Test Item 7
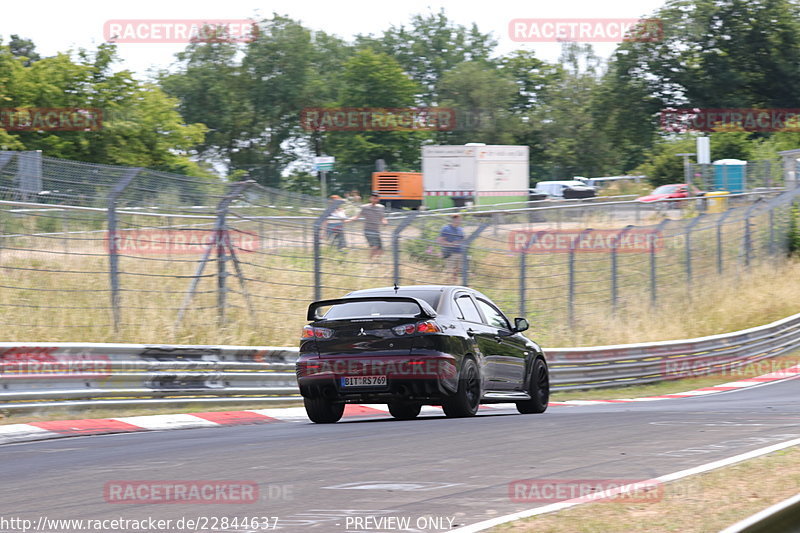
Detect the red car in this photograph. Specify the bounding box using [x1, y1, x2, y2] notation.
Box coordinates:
[636, 183, 704, 203]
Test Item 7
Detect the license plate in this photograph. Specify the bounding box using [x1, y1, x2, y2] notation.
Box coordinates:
[341, 375, 387, 387]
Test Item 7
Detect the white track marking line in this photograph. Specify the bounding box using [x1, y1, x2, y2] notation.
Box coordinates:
[0, 424, 55, 444]
[113, 414, 218, 430]
[451, 437, 800, 532]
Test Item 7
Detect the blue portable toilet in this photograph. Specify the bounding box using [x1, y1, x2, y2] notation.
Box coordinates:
[712, 159, 747, 193]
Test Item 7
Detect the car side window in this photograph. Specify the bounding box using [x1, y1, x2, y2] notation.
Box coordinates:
[476, 299, 511, 330]
[455, 295, 483, 323]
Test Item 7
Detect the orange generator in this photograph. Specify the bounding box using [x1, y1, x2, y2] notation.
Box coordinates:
[371, 172, 423, 209]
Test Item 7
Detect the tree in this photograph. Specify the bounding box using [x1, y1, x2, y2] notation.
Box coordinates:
[0, 40, 208, 173]
[635, 137, 697, 187]
[437, 61, 519, 145]
[593, 0, 800, 172]
[532, 44, 615, 179]
[357, 9, 497, 104]
[8, 35, 40, 66]
[323, 49, 428, 170]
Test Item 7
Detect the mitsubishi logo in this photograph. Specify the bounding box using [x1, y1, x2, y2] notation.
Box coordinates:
[357, 327, 367, 336]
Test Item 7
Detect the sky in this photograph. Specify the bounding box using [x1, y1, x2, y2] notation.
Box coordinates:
[4, 0, 669, 78]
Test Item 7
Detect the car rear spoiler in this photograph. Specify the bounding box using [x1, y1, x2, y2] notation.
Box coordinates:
[307, 296, 437, 321]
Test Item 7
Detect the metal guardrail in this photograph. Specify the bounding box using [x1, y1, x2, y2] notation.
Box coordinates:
[719, 493, 800, 533]
[1, 309, 799, 411]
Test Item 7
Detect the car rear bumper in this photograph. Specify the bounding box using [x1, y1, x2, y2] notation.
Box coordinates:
[296, 352, 458, 402]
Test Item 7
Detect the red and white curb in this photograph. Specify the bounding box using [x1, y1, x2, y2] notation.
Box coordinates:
[2, 365, 798, 446]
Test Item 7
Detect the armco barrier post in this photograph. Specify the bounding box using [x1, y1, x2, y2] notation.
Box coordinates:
[461, 222, 489, 286]
[392, 211, 419, 286]
[107, 167, 142, 333]
[611, 226, 634, 312]
[313, 200, 344, 301]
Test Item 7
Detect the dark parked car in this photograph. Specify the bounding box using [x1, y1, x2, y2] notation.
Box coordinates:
[296, 285, 549, 423]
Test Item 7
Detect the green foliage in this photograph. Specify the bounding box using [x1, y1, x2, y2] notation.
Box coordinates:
[788, 204, 800, 256]
[5, 4, 800, 191]
[635, 137, 697, 187]
[280, 171, 320, 196]
[0, 40, 208, 174]
[403, 218, 443, 268]
[356, 9, 497, 104]
[323, 49, 429, 169]
[436, 61, 518, 145]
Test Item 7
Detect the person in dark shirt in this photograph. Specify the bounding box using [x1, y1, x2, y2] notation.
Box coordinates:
[437, 214, 465, 281]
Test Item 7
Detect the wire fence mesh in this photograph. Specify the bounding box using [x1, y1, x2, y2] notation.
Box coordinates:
[0, 151, 797, 347]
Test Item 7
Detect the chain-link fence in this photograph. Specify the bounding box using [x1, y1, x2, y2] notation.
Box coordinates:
[0, 151, 796, 347]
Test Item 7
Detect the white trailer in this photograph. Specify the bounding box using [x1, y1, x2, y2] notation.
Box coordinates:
[421, 144, 529, 208]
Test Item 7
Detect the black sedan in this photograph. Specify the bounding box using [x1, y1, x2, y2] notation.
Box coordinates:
[296, 285, 549, 423]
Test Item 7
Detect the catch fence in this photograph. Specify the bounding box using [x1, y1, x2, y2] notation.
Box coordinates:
[0, 152, 796, 346]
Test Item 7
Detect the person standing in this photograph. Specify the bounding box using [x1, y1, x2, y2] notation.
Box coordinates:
[351, 192, 387, 259]
[437, 214, 465, 282]
[323, 195, 348, 250]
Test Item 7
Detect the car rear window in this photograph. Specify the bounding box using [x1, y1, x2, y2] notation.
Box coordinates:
[320, 301, 423, 320]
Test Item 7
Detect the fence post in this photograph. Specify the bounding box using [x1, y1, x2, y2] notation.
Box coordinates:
[769, 209, 775, 256]
[519, 251, 527, 318]
[743, 201, 761, 268]
[313, 200, 344, 301]
[685, 215, 704, 289]
[461, 222, 489, 286]
[569, 229, 592, 326]
[107, 167, 141, 333]
[392, 211, 419, 286]
[611, 226, 634, 312]
[650, 219, 669, 307]
[215, 181, 252, 326]
[716, 210, 733, 275]
[62, 209, 70, 255]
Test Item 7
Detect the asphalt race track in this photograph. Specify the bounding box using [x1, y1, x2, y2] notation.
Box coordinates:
[1, 377, 798, 532]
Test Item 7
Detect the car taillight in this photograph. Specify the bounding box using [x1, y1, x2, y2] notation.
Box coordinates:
[302, 326, 333, 340]
[416, 320, 442, 333]
[392, 321, 441, 335]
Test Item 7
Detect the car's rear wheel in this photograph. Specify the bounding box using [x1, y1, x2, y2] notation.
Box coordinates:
[388, 401, 422, 420]
[442, 358, 481, 418]
[304, 397, 345, 423]
[516, 358, 549, 414]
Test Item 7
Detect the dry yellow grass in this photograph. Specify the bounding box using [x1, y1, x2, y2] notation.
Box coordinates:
[493, 446, 800, 533]
[0, 206, 792, 349]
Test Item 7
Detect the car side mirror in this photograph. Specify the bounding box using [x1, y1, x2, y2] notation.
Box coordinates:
[513, 317, 529, 333]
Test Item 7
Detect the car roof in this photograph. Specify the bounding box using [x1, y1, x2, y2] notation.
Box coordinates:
[536, 180, 587, 186]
